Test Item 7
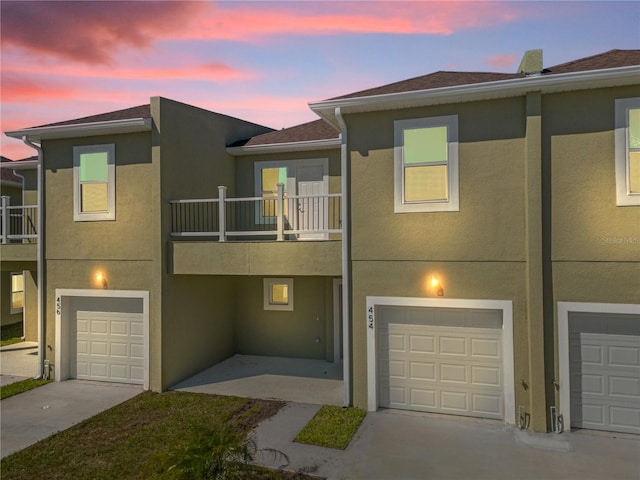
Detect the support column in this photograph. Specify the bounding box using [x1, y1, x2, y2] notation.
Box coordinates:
[524, 91, 548, 432]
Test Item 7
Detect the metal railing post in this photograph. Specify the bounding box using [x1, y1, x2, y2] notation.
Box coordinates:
[276, 183, 284, 241]
[1, 196, 8, 244]
[218, 186, 227, 242]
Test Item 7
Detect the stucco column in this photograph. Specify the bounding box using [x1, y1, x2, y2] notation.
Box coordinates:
[524, 91, 548, 431]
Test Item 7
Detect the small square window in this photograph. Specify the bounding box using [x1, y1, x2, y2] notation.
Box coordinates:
[264, 278, 294, 311]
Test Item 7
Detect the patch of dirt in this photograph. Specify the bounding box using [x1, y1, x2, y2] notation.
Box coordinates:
[230, 398, 286, 432]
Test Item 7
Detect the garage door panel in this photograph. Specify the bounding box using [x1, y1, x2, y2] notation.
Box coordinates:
[90, 319, 109, 335]
[110, 321, 129, 336]
[410, 362, 436, 380]
[130, 344, 145, 359]
[409, 335, 435, 354]
[471, 365, 501, 387]
[378, 307, 503, 420]
[440, 390, 468, 412]
[440, 364, 467, 383]
[608, 346, 640, 367]
[130, 322, 144, 337]
[91, 341, 109, 356]
[110, 342, 129, 358]
[471, 338, 500, 358]
[439, 336, 467, 356]
[472, 393, 502, 416]
[610, 406, 640, 430]
[609, 376, 640, 397]
[411, 389, 436, 408]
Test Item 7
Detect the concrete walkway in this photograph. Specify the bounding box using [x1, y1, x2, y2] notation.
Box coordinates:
[0, 341, 38, 385]
[254, 404, 640, 480]
[172, 355, 343, 406]
[1, 380, 141, 458]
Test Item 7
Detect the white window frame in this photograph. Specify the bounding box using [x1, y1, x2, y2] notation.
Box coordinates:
[73, 144, 116, 221]
[614, 97, 640, 206]
[394, 115, 459, 213]
[263, 278, 294, 311]
[10, 271, 24, 314]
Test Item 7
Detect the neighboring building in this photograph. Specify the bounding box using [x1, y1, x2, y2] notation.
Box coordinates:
[5, 49, 639, 435]
[0, 156, 38, 340]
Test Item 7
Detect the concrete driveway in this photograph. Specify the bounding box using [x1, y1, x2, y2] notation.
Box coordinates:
[1, 380, 141, 458]
[0, 341, 38, 385]
[171, 354, 344, 406]
[254, 404, 640, 480]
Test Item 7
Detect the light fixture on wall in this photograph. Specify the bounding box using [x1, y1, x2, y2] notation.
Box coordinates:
[95, 272, 108, 289]
[431, 276, 444, 296]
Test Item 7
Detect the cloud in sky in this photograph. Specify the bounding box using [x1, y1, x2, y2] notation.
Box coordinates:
[0, 1, 205, 64]
[2, 1, 522, 64]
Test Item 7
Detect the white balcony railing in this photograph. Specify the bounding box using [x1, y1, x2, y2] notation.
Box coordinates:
[0, 196, 38, 244]
[170, 184, 341, 241]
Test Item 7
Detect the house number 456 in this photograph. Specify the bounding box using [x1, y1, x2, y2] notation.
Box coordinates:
[368, 307, 374, 329]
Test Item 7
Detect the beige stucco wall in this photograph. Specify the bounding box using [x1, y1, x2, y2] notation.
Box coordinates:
[161, 275, 236, 388]
[546, 86, 640, 263]
[170, 240, 341, 276]
[348, 97, 527, 262]
[345, 97, 531, 412]
[235, 275, 337, 360]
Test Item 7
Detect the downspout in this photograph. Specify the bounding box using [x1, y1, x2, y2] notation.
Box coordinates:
[21, 136, 44, 380]
[335, 107, 351, 407]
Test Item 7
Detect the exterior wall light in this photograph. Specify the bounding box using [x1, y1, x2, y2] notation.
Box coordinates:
[431, 276, 444, 296]
[95, 272, 108, 289]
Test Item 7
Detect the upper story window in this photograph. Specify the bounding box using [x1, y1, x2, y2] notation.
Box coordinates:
[260, 166, 288, 219]
[394, 115, 459, 213]
[73, 144, 115, 221]
[615, 98, 640, 206]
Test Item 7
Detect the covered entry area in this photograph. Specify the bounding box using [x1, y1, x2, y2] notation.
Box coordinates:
[171, 354, 343, 406]
[55, 289, 149, 389]
[367, 297, 515, 425]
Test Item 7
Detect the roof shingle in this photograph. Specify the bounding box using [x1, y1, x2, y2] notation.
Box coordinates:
[233, 119, 339, 147]
[35, 104, 151, 128]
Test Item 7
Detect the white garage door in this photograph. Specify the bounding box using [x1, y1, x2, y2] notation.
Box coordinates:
[569, 312, 640, 434]
[378, 306, 504, 420]
[71, 310, 145, 384]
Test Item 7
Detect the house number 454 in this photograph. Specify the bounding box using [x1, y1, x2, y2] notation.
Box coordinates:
[368, 307, 374, 329]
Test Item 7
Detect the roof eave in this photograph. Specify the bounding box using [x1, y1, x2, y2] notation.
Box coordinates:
[5, 117, 153, 142]
[0, 159, 39, 170]
[227, 137, 340, 156]
[309, 65, 640, 127]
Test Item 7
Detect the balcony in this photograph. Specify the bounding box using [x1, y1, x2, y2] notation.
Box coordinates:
[0, 198, 38, 263]
[169, 186, 342, 276]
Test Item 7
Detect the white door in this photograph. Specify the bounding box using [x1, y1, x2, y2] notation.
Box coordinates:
[72, 310, 145, 384]
[569, 312, 640, 434]
[378, 306, 504, 419]
[295, 164, 326, 240]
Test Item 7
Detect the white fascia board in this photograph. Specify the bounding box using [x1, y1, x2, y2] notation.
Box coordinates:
[310, 66, 640, 127]
[5, 118, 152, 142]
[227, 137, 340, 156]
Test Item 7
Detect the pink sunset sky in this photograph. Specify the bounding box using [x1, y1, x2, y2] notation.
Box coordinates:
[1, 0, 638, 159]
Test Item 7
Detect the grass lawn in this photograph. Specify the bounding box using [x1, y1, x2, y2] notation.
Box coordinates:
[0, 391, 313, 480]
[1, 321, 24, 347]
[0, 378, 51, 400]
[295, 405, 366, 450]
